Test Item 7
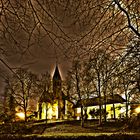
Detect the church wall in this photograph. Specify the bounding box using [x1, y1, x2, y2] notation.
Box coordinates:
[37, 101, 59, 120]
[45, 101, 59, 120]
[51, 101, 58, 119]
[47, 103, 53, 119]
[41, 102, 47, 119]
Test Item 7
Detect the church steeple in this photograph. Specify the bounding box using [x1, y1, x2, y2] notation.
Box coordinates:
[53, 65, 61, 80]
[53, 65, 62, 98]
[53, 65, 65, 119]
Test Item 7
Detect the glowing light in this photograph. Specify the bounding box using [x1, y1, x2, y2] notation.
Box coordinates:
[135, 106, 140, 114]
[16, 112, 25, 120]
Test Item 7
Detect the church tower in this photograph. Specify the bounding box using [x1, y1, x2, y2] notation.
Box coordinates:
[53, 65, 62, 98]
[37, 65, 67, 120]
[53, 65, 65, 119]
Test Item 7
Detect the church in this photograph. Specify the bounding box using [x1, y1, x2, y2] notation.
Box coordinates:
[36, 66, 129, 121]
[35, 65, 130, 121]
[37, 65, 73, 120]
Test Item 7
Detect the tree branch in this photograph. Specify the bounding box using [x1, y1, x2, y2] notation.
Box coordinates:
[114, 0, 140, 37]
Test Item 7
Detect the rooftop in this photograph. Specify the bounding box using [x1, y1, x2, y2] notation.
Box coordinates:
[74, 94, 126, 108]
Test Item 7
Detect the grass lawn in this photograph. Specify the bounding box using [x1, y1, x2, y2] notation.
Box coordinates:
[0, 120, 140, 139]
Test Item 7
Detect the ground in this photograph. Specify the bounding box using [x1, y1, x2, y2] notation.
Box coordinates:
[0, 120, 140, 139]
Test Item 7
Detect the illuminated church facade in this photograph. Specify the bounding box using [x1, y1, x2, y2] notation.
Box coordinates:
[37, 66, 73, 120]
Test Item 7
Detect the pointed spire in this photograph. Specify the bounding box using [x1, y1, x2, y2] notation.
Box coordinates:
[53, 65, 61, 80]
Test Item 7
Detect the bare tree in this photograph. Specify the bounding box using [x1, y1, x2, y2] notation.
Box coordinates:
[0, 0, 139, 63]
[108, 76, 118, 120]
[66, 59, 86, 127]
[85, 49, 113, 125]
[117, 39, 140, 118]
[114, 0, 140, 37]
[5, 68, 38, 122]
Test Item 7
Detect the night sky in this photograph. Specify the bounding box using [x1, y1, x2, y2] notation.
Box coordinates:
[0, 42, 71, 89]
[4, 45, 70, 78]
[0, 0, 83, 84]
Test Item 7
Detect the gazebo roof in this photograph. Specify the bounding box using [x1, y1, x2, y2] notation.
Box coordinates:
[73, 94, 126, 108]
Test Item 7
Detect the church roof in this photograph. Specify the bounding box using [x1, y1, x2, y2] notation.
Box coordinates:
[73, 94, 126, 108]
[39, 91, 52, 103]
[53, 65, 61, 80]
[39, 90, 68, 103]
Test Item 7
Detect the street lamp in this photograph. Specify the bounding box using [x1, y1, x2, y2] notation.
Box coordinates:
[16, 112, 25, 120]
[135, 106, 140, 114]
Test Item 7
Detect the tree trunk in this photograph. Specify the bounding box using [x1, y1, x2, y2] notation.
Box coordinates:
[75, 66, 84, 127]
[125, 94, 129, 119]
[111, 92, 116, 120]
[24, 98, 28, 122]
[112, 103, 116, 120]
[125, 101, 129, 119]
[99, 104, 102, 125]
[103, 93, 107, 122]
[24, 108, 27, 122]
[38, 103, 42, 119]
[98, 73, 102, 125]
[45, 102, 48, 123]
[80, 106, 84, 127]
[104, 103, 107, 122]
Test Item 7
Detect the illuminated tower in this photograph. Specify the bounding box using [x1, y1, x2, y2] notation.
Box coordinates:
[53, 65, 65, 119]
[53, 65, 62, 98]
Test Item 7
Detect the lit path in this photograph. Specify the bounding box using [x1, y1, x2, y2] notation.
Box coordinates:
[29, 120, 140, 138]
[31, 119, 66, 125]
[41, 132, 138, 136]
[41, 123, 140, 137]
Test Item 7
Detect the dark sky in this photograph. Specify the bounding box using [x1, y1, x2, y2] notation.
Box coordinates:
[0, 0, 103, 85]
[0, 0, 80, 95]
[0, 54, 71, 100]
[0, 0, 136, 96]
[0, 41, 72, 95]
[3, 45, 71, 79]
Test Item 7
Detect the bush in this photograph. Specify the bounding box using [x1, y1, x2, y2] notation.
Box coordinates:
[89, 108, 108, 119]
[0, 122, 32, 134]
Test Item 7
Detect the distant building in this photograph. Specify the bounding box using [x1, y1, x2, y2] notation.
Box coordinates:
[73, 94, 127, 120]
[37, 65, 73, 120]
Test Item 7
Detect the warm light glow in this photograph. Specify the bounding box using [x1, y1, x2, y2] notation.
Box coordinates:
[16, 112, 25, 120]
[135, 106, 140, 114]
